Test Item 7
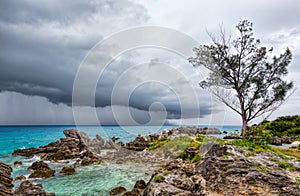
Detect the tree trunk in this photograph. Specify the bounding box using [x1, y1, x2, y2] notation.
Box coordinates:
[241, 117, 247, 138]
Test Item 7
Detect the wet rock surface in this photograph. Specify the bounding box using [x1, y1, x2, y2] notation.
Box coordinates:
[28, 161, 55, 179]
[109, 186, 127, 195]
[0, 161, 13, 196]
[60, 165, 75, 175]
[14, 180, 55, 196]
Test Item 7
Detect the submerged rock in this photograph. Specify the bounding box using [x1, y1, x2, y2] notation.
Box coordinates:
[0, 161, 13, 196]
[14, 180, 55, 196]
[28, 161, 55, 179]
[109, 186, 127, 195]
[60, 165, 75, 175]
[13, 161, 23, 167]
[14, 175, 26, 181]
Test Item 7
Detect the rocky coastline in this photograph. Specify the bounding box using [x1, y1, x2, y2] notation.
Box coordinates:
[1, 127, 299, 195]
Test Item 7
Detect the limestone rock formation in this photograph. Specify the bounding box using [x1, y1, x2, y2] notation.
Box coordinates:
[0, 161, 13, 196]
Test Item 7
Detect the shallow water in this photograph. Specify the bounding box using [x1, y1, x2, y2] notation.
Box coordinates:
[0, 125, 241, 195]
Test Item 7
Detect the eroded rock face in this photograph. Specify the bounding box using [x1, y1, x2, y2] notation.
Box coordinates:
[196, 142, 300, 196]
[14, 180, 55, 196]
[0, 161, 13, 196]
[28, 161, 55, 179]
[13, 129, 102, 165]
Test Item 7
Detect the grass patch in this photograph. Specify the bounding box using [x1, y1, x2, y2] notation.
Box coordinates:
[162, 170, 171, 176]
[277, 161, 293, 169]
[221, 154, 228, 159]
[270, 147, 300, 160]
[148, 137, 170, 150]
[230, 139, 270, 153]
[154, 175, 165, 183]
[270, 157, 278, 162]
[191, 154, 202, 163]
[256, 165, 268, 173]
[221, 166, 227, 171]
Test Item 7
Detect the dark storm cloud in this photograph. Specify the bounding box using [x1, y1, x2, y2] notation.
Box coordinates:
[0, 0, 148, 106]
[0, 0, 214, 124]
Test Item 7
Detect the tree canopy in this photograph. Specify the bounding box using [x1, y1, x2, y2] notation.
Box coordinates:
[189, 20, 294, 136]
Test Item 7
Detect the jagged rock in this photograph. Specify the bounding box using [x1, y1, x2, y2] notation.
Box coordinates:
[13, 130, 102, 166]
[223, 133, 242, 139]
[125, 136, 151, 151]
[0, 161, 13, 196]
[14, 180, 55, 196]
[195, 143, 300, 195]
[60, 166, 75, 175]
[13, 161, 23, 167]
[14, 175, 26, 181]
[28, 161, 55, 179]
[109, 186, 127, 195]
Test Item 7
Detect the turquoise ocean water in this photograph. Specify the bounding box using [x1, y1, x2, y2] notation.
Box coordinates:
[0, 125, 241, 195]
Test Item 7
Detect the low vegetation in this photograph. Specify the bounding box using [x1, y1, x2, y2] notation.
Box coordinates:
[148, 137, 170, 150]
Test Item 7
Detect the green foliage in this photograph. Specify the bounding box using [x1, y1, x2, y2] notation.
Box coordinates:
[191, 154, 202, 163]
[221, 166, 227, 171]
[154, 175, 165, 183]
[256, 165, 268, 173]
[221, 154, 228, 159]
[230, 139, 270, 153]
[148, 137, 170, 150]
[189, 20, 294, 136]
[277, 161, 293, 169]
[260, 115, 300, 137]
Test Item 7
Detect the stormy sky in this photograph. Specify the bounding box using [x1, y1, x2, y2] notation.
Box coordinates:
[0, 0, 299, 125]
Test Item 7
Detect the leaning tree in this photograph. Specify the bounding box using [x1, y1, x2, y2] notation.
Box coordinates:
[189, 20, 294, 137]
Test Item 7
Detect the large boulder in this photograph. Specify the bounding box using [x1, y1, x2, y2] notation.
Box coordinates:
[28, 161, 55, 179]
[14, 180, 55, 196]
[0, 161, 13, 196]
